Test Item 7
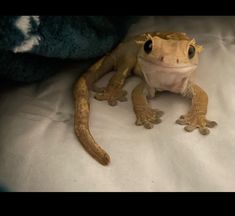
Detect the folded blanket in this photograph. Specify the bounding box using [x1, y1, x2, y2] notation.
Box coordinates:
[0, 16, 139, 83]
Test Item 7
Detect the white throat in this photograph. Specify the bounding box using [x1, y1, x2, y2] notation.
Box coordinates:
[139, 58, 197, 94]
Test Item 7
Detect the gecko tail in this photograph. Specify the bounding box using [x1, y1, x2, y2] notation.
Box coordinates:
[74, 76, 111, 165]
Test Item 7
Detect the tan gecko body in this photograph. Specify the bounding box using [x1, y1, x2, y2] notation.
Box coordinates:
[74, 32, 217, 165]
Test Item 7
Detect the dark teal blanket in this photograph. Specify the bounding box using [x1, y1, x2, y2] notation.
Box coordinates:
[0, 16, 139, 83]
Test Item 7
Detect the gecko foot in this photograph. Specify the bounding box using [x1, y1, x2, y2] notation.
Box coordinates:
[176, 112, 217, 135]
[94, 87, 127, 106]
[135, 106, 164, 129]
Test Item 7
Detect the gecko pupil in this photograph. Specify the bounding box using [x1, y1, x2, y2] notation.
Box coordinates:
[144, 40, 152, 54]
[188, 45, 195, 59]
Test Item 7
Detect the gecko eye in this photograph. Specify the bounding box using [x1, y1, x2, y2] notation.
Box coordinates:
[188, 45, 195, 59]
[144, 40, 152, 54]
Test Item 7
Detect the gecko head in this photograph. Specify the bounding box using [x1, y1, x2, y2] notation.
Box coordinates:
[138, 32, 203, 74]
[137, 32, 204, 93]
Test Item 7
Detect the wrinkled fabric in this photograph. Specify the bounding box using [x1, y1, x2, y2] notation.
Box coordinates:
[0, 16, 235, 191]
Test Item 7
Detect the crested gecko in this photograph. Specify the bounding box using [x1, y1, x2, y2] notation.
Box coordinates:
[73, 32, 217, 165]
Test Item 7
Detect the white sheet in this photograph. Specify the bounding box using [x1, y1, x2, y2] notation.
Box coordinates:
[1, 16, 235, 192]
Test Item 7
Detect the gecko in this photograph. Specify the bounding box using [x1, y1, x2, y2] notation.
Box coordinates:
[73, 32, 217, 166]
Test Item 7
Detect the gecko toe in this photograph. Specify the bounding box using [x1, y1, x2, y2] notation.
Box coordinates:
[206, 120, 217, 128]
[150, 117, 162, 124]
[199, 127, 210, 135]
[184, 125, 196, 132]
[176, 118, 187, 125]
[143, 121, 153, 129]
[135, 117, 143, 126]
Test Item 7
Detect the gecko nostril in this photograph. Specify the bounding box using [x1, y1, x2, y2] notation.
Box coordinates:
[176, 59, 179, 63]
[160, 56, 164, 62]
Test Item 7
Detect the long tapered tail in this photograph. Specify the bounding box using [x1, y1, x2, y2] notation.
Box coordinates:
[74, 57, 113, 165]
[74, 77, 110, 165]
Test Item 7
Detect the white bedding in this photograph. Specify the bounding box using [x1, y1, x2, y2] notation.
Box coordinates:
[1, 16, 235, 192]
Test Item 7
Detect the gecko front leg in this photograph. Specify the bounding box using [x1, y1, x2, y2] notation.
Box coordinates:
[94, 66, 131, 106]
[176, 82, 217, 135]
[132, 81, 164, 129]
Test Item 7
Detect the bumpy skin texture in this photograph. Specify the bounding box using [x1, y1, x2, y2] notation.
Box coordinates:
[74, 32, 217, 165]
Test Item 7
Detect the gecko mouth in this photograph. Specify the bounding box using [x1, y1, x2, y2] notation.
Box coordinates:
[152, 64, 197, 73]
[139, 57, 198, 74]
